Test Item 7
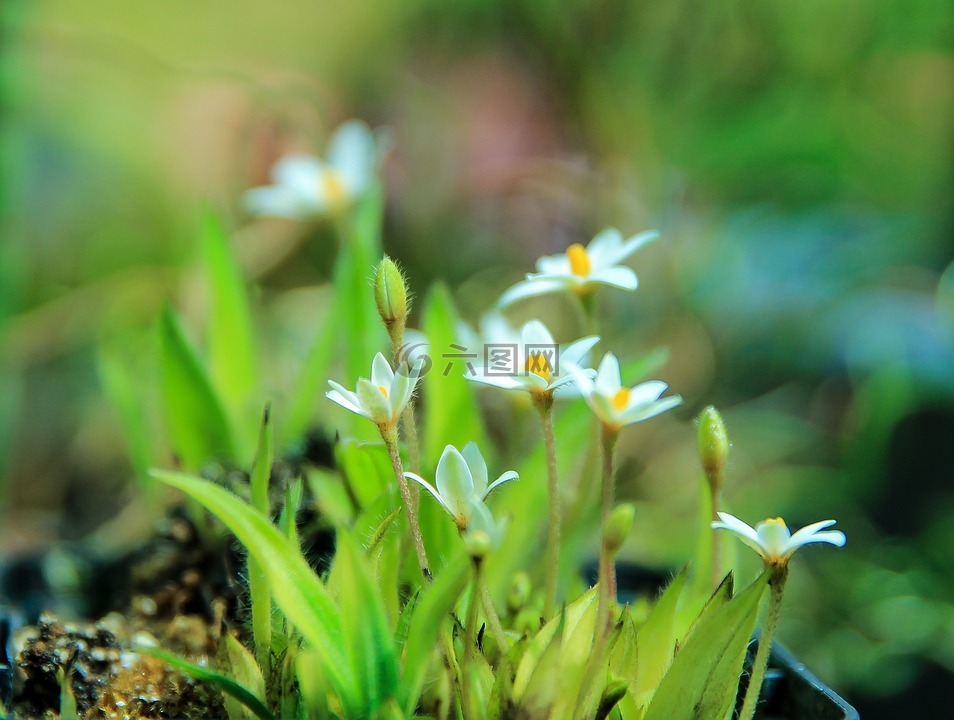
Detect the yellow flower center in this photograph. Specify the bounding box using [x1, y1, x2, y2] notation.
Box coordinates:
[567, 243, 591, 276]
[611, 387, 631, 412]
[764, 517, 787, 527]
[321, 170, 347, 211]
[525, 352, 553, 382]
[378, 385, 389, 398]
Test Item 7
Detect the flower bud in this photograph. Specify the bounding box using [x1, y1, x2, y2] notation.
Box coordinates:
[697, 406, 729, 491]
[374, 256, 409, 333]
[463, 529, 492, 559]
[602, 503, 636, 555]
[507, 571, 532, 614]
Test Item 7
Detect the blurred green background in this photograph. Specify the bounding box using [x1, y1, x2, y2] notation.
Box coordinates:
[2, 1, 953, 716]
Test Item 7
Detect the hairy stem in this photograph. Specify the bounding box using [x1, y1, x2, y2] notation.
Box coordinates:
[536, 396, 560, 618]
[739, 565, 789, 720]
[383, 426, 430, 580]
[480, 581, 511, 655]
[596, 426, 619, 633]
[462, 561, 483, 720]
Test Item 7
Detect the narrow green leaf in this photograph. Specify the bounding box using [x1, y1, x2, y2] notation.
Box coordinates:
[158, 306, 235, 468]
[57, 667, 77, 720]
[296, 650, 331, 719]
[283, 295, 338, 445]
[644, 572, 769, 720]
[200, 208, 258, 418]
[336, 533, 400, 712]
[422, 283, 489, 460]
[337, 440, 392, 508]
[219, 634, 268, 720]
[633, 567, 688, 707]
[145, 647, 274, 720]
[97, 344, 154, 499]
[249, 406, 273, 671]
[401, 552, 472, 715]
[150, 469, 358, 714]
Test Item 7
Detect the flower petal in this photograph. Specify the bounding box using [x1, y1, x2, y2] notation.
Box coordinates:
[588, 266, 638, 291]
[272, 154, 324, 198]
[521, 320, 556, 349]
[712, 512, 766, 557]
[618, 394, 682, 425]
[405, 472, 455, 517]
[585, 228, 623, 266]
[328, 120, 375, 194]
[602, 230, 658, 266]
[787, 530, 847, 553]
[595, 353, 622, 396]
[325, 388, 367, 418]
[560, 335, 600, 368]
[371, 352, 394, 388]
[467, 373, 526, 391]
[462, 442, 489, 498]
[243, 187, 315, 219]
[497, 278, 568, 307]
[356, 378, 391, 424]
[484, 470, 518, 498]
[535, 254, 572, 275]
[436, 446, 475, 520]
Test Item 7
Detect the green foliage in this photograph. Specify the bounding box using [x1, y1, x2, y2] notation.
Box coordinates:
[145, 647, 274, 720]
[158, 306, 235, 468]
[199, 208, 258, 429]
[644, 572, 769, 720]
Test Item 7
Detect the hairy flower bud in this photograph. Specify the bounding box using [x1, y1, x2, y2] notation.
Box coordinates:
[697, 406, 729, 492]
[374, 256, 409, 334]
[602, 503, 636, 555]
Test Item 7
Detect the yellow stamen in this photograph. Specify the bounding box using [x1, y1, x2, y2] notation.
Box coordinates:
[321, 170, 347, 211]
[611, 387, 631, 412]
[378, 385, 389, 398]
[525, 353, 553, 382]
[764, 517, 787, 527]
[567, 243, 591, 276]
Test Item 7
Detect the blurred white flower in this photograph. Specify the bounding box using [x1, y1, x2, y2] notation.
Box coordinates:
[244, 120, 381, 219]
[326, 352, 419, 428]
[467, 319, 598, 399]
[711, 512, 846, 567]
[405, 442, 518, 530]
[498, 228, 658, 306]
[572, 352, 681, 431]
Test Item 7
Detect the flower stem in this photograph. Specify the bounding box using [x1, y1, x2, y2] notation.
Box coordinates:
[382, 426, 430, 580]
[462, 559, 483, 720]
[535, 396, 561, 618]
[596, 426, 619, 633]
[739, 564, 789, 720]
[480, 581, 511, 655]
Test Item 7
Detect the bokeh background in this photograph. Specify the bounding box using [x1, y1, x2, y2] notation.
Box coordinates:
[2, 1, 953, 717]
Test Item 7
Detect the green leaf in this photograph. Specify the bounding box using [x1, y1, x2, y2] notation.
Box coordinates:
[421, 283, 489, 460]
[199, 208, 257, 422]
[248, 406, 273, 670]
[219, 634, 268, 720]
[335, 533, 400, 712]
[158, 306, 235, 468]
[57, 667, 77, 720]
[283, 290, 338, 445]
[97, 344, 154, 499]
[633, 567, 688, 707]
[150, 469, 358, 714]
[400, 551, 472, 715]
[644, 572, 769, 720]
[336, 440, 392, 508]
[144, 647, 274, 720]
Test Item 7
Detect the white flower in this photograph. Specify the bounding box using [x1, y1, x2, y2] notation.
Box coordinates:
[405, 443, 518, 530]
[244, 120, 381, 219]
[467, 319, 598, 398]
[326, 352, 419, 428]
[498, 228, 658, 306]
[711, 512, 847, 566]
[573, 352, 682, 431]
